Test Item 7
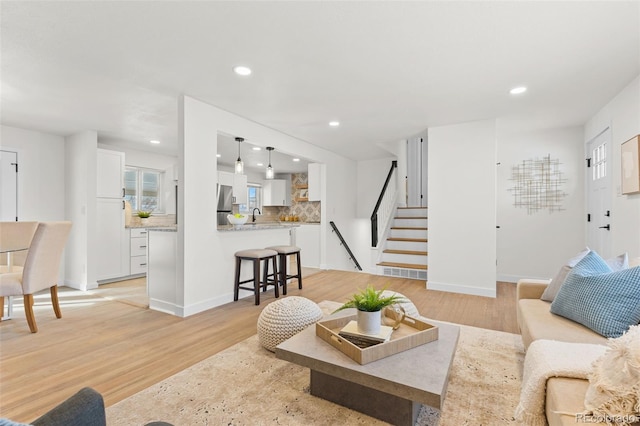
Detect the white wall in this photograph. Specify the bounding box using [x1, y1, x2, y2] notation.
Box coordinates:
[356, 157, 396, 218]
[585, 75, 640, 258]
[0, 125, 65, 221]
[177, 96, 358, 316]
[65, 131, 98, 290]
[428, 119, 497, 297]
[496, 126, 586, 282]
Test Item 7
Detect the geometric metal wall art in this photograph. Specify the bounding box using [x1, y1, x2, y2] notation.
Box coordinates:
[508, 154, 568, 214]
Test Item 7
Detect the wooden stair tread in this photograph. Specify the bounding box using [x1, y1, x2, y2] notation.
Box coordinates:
[383, 249, 428, 256]
[377, 261, 428, 270]
[391, 227, 428, 230]
[394, 216, 428, 219]
[387, 237, 428, 242]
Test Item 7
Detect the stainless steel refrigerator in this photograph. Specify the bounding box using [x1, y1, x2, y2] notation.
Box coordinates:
[216, 184, 233, 225]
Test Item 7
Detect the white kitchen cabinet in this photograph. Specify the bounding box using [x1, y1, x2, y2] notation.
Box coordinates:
[96, 149, 128, 281]
[217, 171, 247, 204]
[97, 149, 125, 198]
[308, 163, 323, 201]
[263, 179, 290, 206]
[294, 224, 320, 267]
[233, 173, 248, 205]
[217, 171, 234, 187]
[95, 198, 128, 280]
[129, 228, 148, 275]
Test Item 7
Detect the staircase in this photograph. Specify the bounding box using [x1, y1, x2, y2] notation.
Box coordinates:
[376, 207, 428, 280]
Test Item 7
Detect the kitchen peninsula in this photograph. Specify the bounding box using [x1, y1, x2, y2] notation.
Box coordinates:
[147, 221, 300, 316]
[217, 222, 300, 231]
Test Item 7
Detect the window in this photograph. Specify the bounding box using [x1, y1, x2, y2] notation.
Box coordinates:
[124, 167, 164, 213]
[239, 183, 262, 213]
[592, 142, 607, 181]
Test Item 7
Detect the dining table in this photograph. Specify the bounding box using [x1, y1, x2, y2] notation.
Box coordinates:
[1, 243, 29, 320]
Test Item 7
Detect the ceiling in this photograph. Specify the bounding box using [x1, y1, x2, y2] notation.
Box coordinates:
[1, 2, 639, 161]
[217, 132, 310, 174]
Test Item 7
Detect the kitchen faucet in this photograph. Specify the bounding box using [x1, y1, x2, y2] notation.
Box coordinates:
[252, 208, 261, 223]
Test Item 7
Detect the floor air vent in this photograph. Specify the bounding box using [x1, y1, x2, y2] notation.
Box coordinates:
[383, 267, 427, 281]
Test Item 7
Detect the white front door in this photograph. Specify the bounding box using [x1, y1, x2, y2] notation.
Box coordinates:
[586, 128, 612, 258]
[0, 150, 18, 221]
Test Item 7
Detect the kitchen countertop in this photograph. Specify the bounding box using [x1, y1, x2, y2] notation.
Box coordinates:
[126, 224, 177, 229]
[147, 226, 177, 232]
[217, 222, 300, 232]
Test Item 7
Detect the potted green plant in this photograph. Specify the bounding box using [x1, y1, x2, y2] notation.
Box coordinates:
[137, 210, 152, 220]
[334, 286, 406, 335]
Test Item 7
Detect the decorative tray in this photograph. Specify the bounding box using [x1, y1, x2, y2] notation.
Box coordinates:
[315, 313, 439, 365]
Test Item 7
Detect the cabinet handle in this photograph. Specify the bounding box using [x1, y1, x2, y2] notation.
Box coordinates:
[140, 231, 147, 234]
[140, 263, 147, 266]
[122, 200, 125, 210]
[140, 245, 147, 248]
[122, 188, 125, 197]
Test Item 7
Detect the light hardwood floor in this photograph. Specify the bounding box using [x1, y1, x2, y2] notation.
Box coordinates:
[0, 270, 518, 422]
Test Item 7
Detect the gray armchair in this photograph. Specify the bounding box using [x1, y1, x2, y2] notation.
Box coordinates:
[31, 387, 105, 426]
[29, 387, 173, 426]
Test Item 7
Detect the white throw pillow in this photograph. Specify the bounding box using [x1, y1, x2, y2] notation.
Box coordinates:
[541, 247, 590, 302]
[584, 325, 640, 419]
[541, 249, 629, 302]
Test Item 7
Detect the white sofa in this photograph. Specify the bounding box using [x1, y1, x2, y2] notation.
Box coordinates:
[517, 279, 610, 426]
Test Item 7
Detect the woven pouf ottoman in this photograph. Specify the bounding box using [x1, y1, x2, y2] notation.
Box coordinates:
[257, 296, 323, 352]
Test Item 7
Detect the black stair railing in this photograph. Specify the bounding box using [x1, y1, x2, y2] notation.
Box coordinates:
[329, 221, 362, 271]
[370, 160, 398, 247]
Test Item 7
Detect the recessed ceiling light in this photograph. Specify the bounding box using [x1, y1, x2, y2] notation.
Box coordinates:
[216, 154, 221, 158]
[150, 140, 160, 144]
[292, 158, 300, 162]
[329, 121, 340, 127]
[233, 65, 252, 76]
[510, 86, 527, 95]
[252, 147, 261, 151]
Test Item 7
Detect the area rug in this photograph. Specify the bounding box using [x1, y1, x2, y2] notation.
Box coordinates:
[106, 311, 525, 425]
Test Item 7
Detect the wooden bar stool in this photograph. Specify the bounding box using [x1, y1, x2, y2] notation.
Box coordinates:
[265, 245, 302, 295]
[233, 249, 279, 305]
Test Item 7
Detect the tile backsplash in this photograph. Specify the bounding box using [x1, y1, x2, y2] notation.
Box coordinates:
[263, 173, 321, 223]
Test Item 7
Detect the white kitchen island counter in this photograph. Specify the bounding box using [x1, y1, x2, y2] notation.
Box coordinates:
[148, 224, 299, 317]
[217, 223, 299, 231]
[147, 228, 178, 315]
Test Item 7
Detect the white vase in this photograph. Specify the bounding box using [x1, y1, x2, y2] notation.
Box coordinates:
[357, 309, 381, 335]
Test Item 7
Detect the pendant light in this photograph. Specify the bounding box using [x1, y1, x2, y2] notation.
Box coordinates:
[235, 137, 244, 174]
[265, 147, 275, 179]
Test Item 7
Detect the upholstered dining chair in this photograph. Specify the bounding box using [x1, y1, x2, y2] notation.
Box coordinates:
[0, 221, 39, 272]
[0, 221, 72, 333]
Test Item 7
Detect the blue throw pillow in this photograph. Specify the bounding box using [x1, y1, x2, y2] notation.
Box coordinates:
[550, 251, 640, 338]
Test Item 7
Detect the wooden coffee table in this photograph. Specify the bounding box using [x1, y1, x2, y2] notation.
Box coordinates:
[276, 310, 460, 426]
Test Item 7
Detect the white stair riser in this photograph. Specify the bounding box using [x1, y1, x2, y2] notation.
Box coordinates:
[393, 218, 427, 228]
[396, 209, 428, 218]
[378, 266, 427, 281]
[381, 253, 428, 264]
[386, 240, 427, 251]
[390, 228, 428, 239]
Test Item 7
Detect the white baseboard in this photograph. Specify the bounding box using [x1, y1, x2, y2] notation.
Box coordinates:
[496, 274, 551, 283]
[427, 281, 497, 298]
[149, 298, 181, 316]
[64, 279, 98, 291]
[181, 293, 236, 317]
